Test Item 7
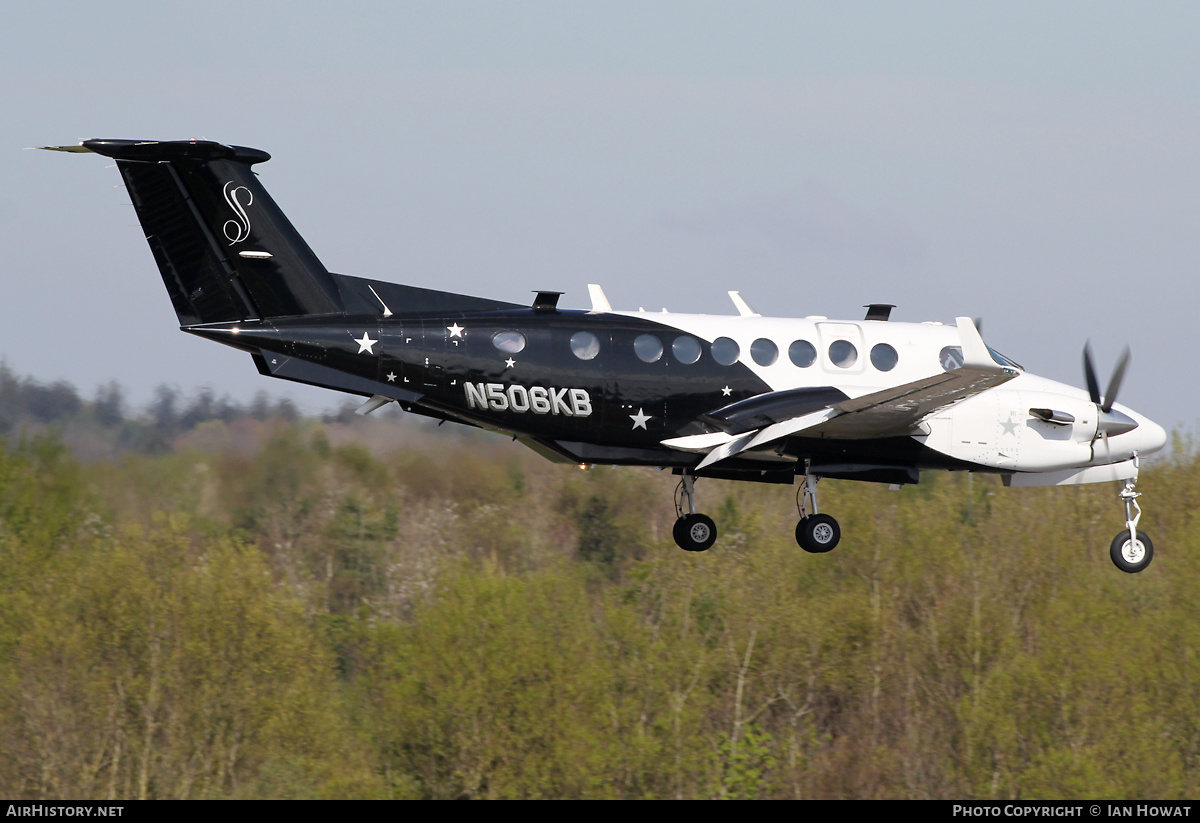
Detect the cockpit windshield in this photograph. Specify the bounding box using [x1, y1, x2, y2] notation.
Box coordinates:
[987, 346, 1023, 370]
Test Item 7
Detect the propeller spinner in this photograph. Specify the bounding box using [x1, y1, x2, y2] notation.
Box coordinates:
[1083, 343, 1138, 437]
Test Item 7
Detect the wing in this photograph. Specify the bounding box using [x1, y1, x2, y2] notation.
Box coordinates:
[663, 318, 1018, 470]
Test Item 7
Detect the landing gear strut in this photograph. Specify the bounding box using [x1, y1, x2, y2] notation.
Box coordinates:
[1110, 474, 1153, 573]
[795, 473, 840, 553]
[673, 475, 717, 552]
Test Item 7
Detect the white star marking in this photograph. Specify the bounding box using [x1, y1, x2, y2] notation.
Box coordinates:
[722, 385, 732, 397]
[386, 372, 397, 382]
[505, 358, 516, 369]
[355, 332, 377, 354]
[630, 408, 651, 430]
[447, 323, 464, 338]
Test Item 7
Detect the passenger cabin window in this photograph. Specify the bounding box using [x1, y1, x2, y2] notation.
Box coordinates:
[750, 338, 778, 366]
[634, 334, 663, 363]
[711, 337, 739, 366]
[493, 331, 526, 354]
[570, 331, 600, 360]
[940, 346, 964, 372]
[789, 340, 817, 368]
[828, 340, 858, 368]
[870, 343, 898, 372]
[673, 336, 702, 364]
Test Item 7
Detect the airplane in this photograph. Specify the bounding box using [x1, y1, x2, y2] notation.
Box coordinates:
[44, 138, 1167, 572]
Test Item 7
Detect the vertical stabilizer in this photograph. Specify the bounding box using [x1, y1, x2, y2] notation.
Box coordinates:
[77, 139, 343, 325]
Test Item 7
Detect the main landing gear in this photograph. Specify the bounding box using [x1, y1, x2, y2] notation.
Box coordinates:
[1110, 476, 1154, 573]
[795, 474, 840, 553]
[673, 475, 717, 552]
[669, 471, 843, 556]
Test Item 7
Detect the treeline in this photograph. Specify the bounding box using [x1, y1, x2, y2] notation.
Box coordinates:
[0, 364, 372, 458]
[0, 363, 310, 432]
[0, 371, 1198, 797]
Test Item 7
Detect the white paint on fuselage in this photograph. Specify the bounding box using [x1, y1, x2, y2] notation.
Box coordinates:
[617, 310, 961, 398]
[617, 310, 1166, 476]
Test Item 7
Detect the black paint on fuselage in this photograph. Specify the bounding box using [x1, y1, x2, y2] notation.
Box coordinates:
[192, 307, 979, 482]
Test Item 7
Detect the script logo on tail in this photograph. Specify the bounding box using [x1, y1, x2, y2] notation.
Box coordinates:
[222, 181, 253, 244]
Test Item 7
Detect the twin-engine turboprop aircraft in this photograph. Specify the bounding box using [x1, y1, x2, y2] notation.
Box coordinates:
[47, 139, 1167, 572]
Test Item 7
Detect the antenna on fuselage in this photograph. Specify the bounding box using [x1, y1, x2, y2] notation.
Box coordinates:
[587, 284, 613, 312]
[728, 291, 760, 317]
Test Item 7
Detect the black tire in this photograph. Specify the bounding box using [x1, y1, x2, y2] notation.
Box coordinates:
[1110, 529, 1154, 573]
[673, 514, 717, 552]
[796, 513, 841, 553]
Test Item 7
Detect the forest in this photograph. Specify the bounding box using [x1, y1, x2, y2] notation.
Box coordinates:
[0, 363, 1197, 799]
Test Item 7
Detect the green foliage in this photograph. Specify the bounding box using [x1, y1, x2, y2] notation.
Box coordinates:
[714, 725, 778, 799]
[3, 420, 1200, 798]
[0, 513, 380, 799]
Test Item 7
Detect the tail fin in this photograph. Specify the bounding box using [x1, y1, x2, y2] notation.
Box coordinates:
[76, 139, 343, 325]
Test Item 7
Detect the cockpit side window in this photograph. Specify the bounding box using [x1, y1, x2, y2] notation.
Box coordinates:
[939, 346, 964, 371]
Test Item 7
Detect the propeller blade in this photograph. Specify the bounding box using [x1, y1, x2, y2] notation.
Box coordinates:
[1101, 346, 1131, 413]
[1082, 343, 1101, 406]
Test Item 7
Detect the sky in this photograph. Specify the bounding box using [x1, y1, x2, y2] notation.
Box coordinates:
[2, 1, 1198, 430]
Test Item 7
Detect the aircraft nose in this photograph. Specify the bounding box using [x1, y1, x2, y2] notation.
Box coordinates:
[1104, 399, 1167, 457]
[1138, 416, 1168, 455]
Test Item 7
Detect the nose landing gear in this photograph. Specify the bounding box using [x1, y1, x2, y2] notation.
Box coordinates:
[1110, 477, 1154, 573]
[673, 475, 717, 552]
[795, 473, 840, 553]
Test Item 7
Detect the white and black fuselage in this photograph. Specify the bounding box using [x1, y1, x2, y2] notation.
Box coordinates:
[53, 138, 1166, 568]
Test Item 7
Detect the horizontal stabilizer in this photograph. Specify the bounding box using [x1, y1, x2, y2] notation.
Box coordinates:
[36, 144, 93, 153]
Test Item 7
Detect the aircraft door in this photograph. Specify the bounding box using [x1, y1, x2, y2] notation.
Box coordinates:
[417, 319, 449, 394]
[816, 323, 866, 375]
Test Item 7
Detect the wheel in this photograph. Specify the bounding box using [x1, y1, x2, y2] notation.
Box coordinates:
[673, 514, 717, 552]
[1110, 529, 1154, 573]
[796, 513, 841, 553]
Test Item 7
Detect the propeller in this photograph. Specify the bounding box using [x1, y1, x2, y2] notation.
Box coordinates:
[1082, 343, 1137, 438]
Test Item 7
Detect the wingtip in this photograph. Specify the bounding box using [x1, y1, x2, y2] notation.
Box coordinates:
[955, 316, 1003, 372]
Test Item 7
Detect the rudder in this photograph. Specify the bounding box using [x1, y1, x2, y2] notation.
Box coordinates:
[80, 139, 343, 325]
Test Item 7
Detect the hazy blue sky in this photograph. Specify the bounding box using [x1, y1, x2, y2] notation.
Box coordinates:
[3, 2, 1197, 429]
